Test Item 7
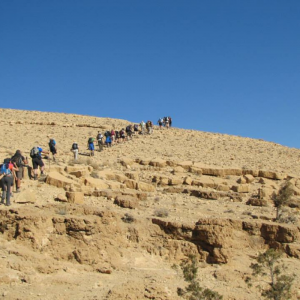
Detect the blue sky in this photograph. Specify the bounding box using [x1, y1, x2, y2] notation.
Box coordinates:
[1, 1, 300, 148]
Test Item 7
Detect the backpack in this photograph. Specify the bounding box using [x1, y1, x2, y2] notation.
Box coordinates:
[49, 139, 56, 148]
[72, 143, 78, 150]
[126, 125, 131, 132]
[0, 159, 12, 175]
[30, 147, 39, 158]
[11, 155, 23, 167]
[88, 137, 94, 144]
[97, 133, 103, 140]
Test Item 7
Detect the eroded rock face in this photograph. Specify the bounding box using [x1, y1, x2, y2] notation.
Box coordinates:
[152, 218, 300, 263]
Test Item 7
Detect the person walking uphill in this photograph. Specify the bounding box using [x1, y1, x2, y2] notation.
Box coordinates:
[11, 150, 28, 192]
[71, 142, 79, 160]
[48, 138, 57, 161]
[0, 159, 18, 206]
[96, 132, 103, 152]
[87, 137, 95, 156]
[30, 146, 48, 180]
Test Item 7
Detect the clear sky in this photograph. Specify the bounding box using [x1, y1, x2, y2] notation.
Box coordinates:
[1, 1, 300, 148]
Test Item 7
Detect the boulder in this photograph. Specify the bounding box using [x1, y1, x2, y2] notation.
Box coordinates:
[171, 166, 186, 174]
[246, 198, 269, 207]
[189, 166, 202, 176]
[46, 172, 79, 189]
[168, 177, 183, 186]
[136, 181, 155, 192]
[152, 175, 169, 186]
[149, 159, 167, 168]
[176, 161, 194, 170]
[65, 165, 90, 174]
[184, 177, 193, 185]
[231, 184, 249, 193]
[84, 177, 109, 189]
[216, 184, 230, 192]
[237, 176, 247, 184]
[201, 168, 225, 177]
[55, 193, 68, 202]
[66, 192, 84, 204]
[223, 169, 243, 176]
[244, 174, 255, 183]
[259, 170, 287, 180]
[69, 170, 90, 178]
[124, 179, 137, 189]
[242, 169, 259, 177]
[114, 196, 139, 209]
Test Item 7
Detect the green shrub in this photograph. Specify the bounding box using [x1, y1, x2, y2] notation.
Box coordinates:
[246, 249, 294, 300]
[274, 181, 294, 221]
[177, 255, 223, 300]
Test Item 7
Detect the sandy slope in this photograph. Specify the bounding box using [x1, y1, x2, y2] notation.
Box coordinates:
[0, 108, 299, 300]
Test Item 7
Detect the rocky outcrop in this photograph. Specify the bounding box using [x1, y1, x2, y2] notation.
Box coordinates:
[152, 218, 300, 263]
[46, 172, 80, 190]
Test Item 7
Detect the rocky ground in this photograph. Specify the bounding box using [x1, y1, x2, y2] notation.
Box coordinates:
[0, 108, 300, 300]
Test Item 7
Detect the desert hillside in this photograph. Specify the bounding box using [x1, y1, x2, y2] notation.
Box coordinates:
[0, 108, 300, 300]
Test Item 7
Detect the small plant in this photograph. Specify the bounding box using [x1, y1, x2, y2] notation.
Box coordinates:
[177, 255, 223, 300]
[154, 208, 169, 218]
[274, 181, 294, 221]
[56, 206, 67, 216]
[154, 196, 160, 202]
[277, 208, 298, 224]
[246, 248, 294, 300]
[121, 213, 135, 223]
[90, 171, 99, 178]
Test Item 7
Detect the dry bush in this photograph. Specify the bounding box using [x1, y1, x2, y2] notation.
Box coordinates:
[154, 208, 169, 218]
[121, 213, 135, 223]
[90, 171, 99, 179]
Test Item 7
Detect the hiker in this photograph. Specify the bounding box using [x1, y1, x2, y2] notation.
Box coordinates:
[0, 159, 18, 206]
[126, 125, 132, 140]
[158, 118, 163, 129]
[111, 130, 115, 144]
[165, 117, 169, 129]
[120, 129, 126, 142]
[115, 130, 120, 143]
[48, 138, 57, 161]
[97, 132, 103, 151]
[140, 121, 145, 134]
[149, 120, 153, 134]
[105, 135, 112, 147]
[87, 137, 95, 156]
[146, 121, 153, 134]
[30, 146, 48, 180]
[71, 142, 79, 160]
[11, 150, 28, 192]
[134, 124, 139, 134]
[168, 116, 172, 127]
